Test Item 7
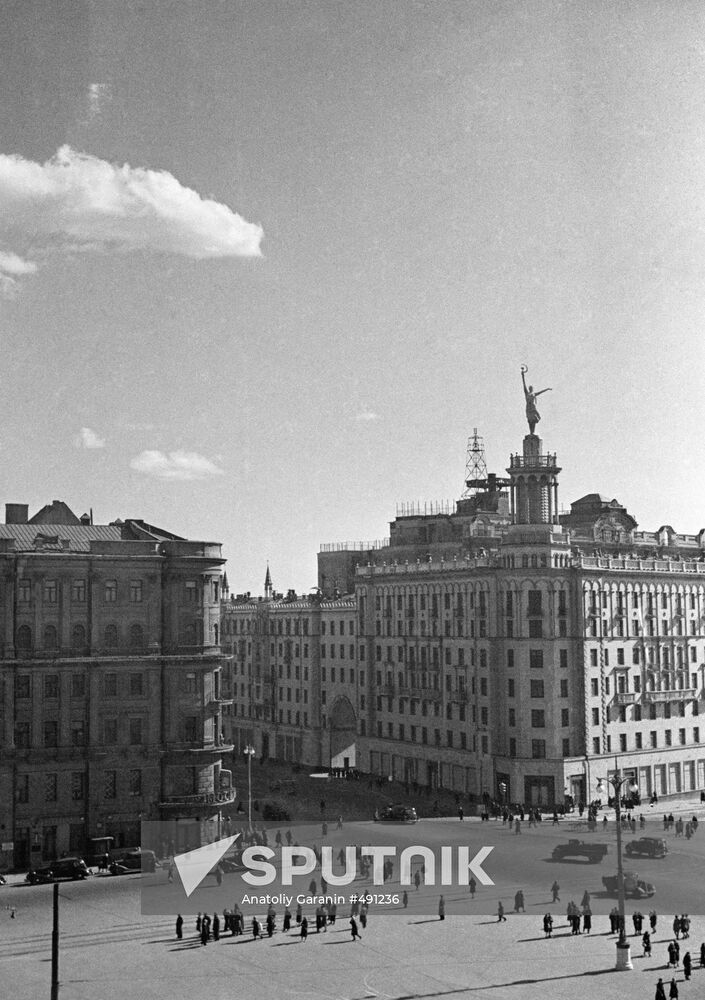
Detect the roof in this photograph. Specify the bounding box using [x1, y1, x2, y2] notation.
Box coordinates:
[0, 524, 123, 552]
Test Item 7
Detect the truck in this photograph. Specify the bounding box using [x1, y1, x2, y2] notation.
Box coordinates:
[601, 871, 655, 898]
[551, 839, 610, 863]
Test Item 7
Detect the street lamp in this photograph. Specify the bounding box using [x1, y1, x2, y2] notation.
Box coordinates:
[244, 745, 256, 826]
[596, 760, 639, 971]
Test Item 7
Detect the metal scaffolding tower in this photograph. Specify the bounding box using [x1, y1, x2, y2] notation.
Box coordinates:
[460, 428, 488, 498]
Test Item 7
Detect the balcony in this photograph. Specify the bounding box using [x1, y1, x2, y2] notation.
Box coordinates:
[509, 453, 558, 469]
[159, 787, 237, 811]
[643, 688, 696, 703]
[205, 697, 234, 712]
[165, 740, 235, 755]
[612, 692, 637, 706]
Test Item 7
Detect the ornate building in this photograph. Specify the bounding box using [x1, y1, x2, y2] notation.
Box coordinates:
[223, 381, 705, 809]
[0, 501, 232, 870]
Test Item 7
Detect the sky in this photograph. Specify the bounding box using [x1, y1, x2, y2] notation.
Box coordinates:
[2, 0, 705, 595]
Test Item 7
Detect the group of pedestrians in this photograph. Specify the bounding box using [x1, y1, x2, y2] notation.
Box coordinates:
[177, 898, 368, 946]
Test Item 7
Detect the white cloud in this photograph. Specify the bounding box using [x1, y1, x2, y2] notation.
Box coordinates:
[130, 449, 225, 481]
[0, 250, 37, 299]
[356, 409, 380, 422]
[74, 426, 105, 449]
[0, 145, 263, 293]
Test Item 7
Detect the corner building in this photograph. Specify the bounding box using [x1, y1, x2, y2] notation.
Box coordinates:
[0, 502, 232, 871]
[225, 424, 705, 811]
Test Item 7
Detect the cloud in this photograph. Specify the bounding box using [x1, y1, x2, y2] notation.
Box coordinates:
[0, 250, 37, 299]
[130, 449, 225, 481]
[74, 426, 105, 449]
[356, 409, 380, 422]
[0, 145, 263, 293]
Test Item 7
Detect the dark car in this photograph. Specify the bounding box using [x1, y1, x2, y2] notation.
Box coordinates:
[624, 837, 668, 859]
[109, 849, 158, 875]
[551, 840, 609, 863]
[26, 857, 90, 884]
[375, 804, 418, 823]
[602, 871, 655, 898]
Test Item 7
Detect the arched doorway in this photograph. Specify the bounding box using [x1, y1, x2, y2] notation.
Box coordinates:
[328, 696, 357, 770]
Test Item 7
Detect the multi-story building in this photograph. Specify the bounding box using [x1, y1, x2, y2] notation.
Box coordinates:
[0, 501, 232, 871]
[224, 418, 705, 810]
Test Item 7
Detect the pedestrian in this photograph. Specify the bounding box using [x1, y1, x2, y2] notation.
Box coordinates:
[252, 917, 262, 940]
[300, 916, 308, 941]
[414, 870, 421, 891]
[701, 941, 705, 967]
[669, 978, 678, 999]
[212, 912, 220, 941]
[360, 903, 368, 929]
[402, 890, 408, 909]
[515, 818, 521, 834]
[514, 890, 525, 913]
[674, 940, 680, 965]
[322, 821, 328, 836]
[551, 880, 560, 902]
[543, 913, 553, 937]
[283, 906, 291, 932]
[337, 815, 343, 829]
[350, 916, 362, 941]
[200, 921, 209, 946]
[497, 901, 506, 922]
[655, 978, 666, 1000]
[167, 860, 174, 883]
[266, 913, 275, 937]
[469, 877, 477, 898]
[175, 914, 183, 939]
[673, 915, 680, 940]
[683, 951, 691, 980]
[296, 901, 303, 925]
[650, 910, 658, 933]
[581, 890, 590, 910]
[458, 806, 464, 821]
[583, 908, 592, 934]
[196, 912, 202, 933]
[286, 829, 293, 846]
[643, 931, 652, 957]
[667, 942, 677, 968]
[438, 895, 445, 921]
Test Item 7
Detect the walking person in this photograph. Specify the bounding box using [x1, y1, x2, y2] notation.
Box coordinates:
[300, 916, 308, 941]
[175, 914, 183, 940]
[438, 895, 445, 921]
[252, 916, 263, 940]
[668, 978, 678, 999]
[402, 890, 408, 909]
[543, 913, 553, 938]
[283, 906, 291, 932]
[551, 880, 560, 902]
[643, 931, 652, 957]
[359, 902, 368, 929]
[350, 916, 362, 941]
[700, 940, 705, 967]
[469, 877, 477, 899]
[667, 941, 677, 968]
[212, 912, 220, 941]
[582, 908, 592, 934]
[497, 901, 506, 922]
[296, 901, 303, 925]
[683, 951, 691, 980]
[650, 910, 658, 933]
[655, 978, 666, 1000]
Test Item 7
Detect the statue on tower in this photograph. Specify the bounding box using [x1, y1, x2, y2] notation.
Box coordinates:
[521, 365, 552, 435]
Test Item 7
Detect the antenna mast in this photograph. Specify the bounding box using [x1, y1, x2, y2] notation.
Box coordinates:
[460, 428, 488, 498]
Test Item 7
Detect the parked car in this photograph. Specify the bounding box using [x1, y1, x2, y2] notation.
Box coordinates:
[109, 849, 158, 875]
[551, 840, 609, 863]
[374, 804, 418, 823]
[624, 837, 668, 859]
[26, 857, 90, 884]
[602, 871, 655, 898]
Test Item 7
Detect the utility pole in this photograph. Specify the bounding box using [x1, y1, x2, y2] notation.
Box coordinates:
[51, 881, 59, 1000]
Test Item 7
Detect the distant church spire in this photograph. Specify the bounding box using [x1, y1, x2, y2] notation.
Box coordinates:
[264, 563, 273, 599]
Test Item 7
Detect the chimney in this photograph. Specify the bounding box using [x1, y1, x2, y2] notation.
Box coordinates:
[6, 504, 28, 524]
[80, 512, 91, 525]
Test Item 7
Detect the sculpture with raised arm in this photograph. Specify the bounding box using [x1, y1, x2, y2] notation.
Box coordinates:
[521, 365, 552, 435]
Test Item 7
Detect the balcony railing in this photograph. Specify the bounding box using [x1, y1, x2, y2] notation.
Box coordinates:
[643, 688, 696, 703]
[612, 692, 637, 705]
[159, 788, 237, 810]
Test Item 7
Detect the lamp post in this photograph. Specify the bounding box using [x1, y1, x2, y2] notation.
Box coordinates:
[597, 760, 639, 971]
[244, 745, 255, 826]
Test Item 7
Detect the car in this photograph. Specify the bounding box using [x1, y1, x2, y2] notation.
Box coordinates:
[624, 837, 668, 859]
[26, 857, 90, 884]
[551, 839, 610, 863]
[602, 871, 655, 898]
[374, 804, 418, 823]
[109, 849, 158, 874]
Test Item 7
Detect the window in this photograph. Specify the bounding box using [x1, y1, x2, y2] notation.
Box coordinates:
[592, 736, 601, 754]
[129, 717, 143, 745]
[650, 731, 657, 748]
[481, 707, 488, 725]
[104, 672, 117, 697]
[679, 728, 686, 745]
[18, 578, 31, 603]
[104, 580, 117, 602]
[71, 772, 86, 801]
[562, 738, 570, 756]
[529, 649, 544, 669]
[71, 579, 86, 602]
[561, 709, 569, 727]
[592, 707, 600, 725]
[130, 580, 143, 603]
[694, 727, 700, 742]
[184, 672, 197, 694]
[530, 680, 544, 698]
[509, 737, 517, 757]
[15, 674, 30, 699]
[71, 720, 85, 746]
[559, 649, 568, 668]
[528, 620, 543, 638]
[527, 590, 542, 615]
[619, 733, 627, 751]
[45, 773, 57, 802]
[104, 770, 117, 799]
[531, 739, 546, 759]
[43, 579, 57, 603]
[632, 648, 640, 665]
[665, 730, 672, 747]
[103, 718, 118, 744]
[44, 720, 58, 747]
[43, 625, 58, 650]
[507, 678, 515, 697]
[590, 649, 598, 667]
[130, 672, 144, 696]
[480, 677, 488, 696]
[635, 732, 643, 749]
[507, 649, 514, 668]
[16, 774, 29, 802]
[71, 624, 86, 650]
[104, 624, 118, 648]
[129, 769, 142, 796]
[185, 580, 198, 603]
[508, 708, 516, 727]
[44, 674, 59, 698]
[531, 710, 545, 727]
[560, 679, 568, 697]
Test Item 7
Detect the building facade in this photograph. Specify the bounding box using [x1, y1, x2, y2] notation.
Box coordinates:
[223, 422, 705, 811]
[0, 501, 232, 871]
